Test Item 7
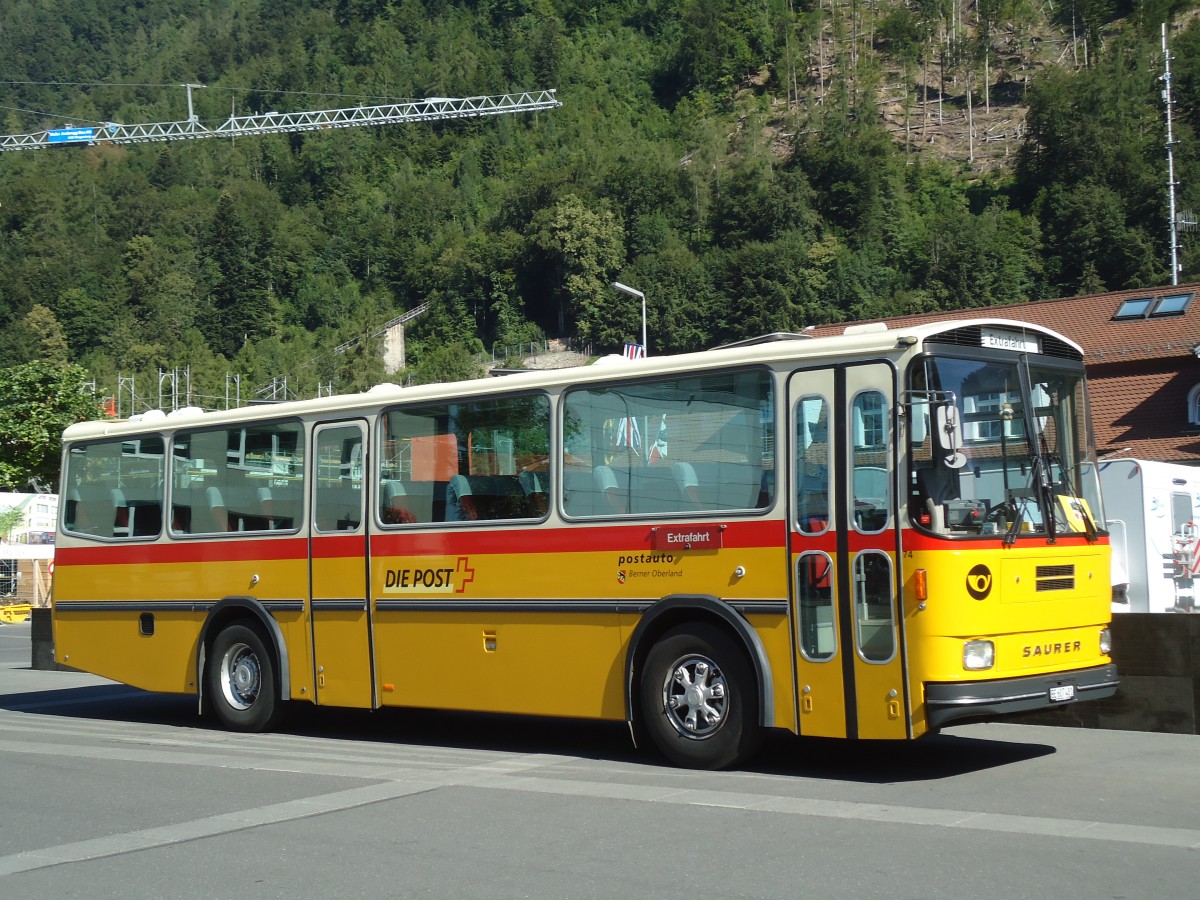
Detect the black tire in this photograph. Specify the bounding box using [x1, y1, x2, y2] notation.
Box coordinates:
[639, 623, 763, 770]
[206, 622, 284, 732]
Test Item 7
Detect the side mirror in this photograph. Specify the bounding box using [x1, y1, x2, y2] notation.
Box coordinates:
[936, 404, 966, 469]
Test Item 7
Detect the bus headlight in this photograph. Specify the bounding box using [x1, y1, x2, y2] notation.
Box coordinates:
[963, 639, 995, 671]
[1099, 627, 1112, 655]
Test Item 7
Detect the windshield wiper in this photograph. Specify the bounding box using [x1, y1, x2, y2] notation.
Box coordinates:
[1004, 497, 1025, 546]
[1046, 451, 1099, 542]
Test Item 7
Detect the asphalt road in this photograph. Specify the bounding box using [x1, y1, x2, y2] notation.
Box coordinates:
[0, 619, 1196, 899]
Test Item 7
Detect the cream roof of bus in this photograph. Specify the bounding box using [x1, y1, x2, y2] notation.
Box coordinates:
[62, 318, 1078, 442]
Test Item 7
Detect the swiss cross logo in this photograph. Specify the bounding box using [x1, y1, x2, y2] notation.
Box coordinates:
[455, 556, 476, 593]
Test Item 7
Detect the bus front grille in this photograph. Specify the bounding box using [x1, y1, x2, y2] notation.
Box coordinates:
[1036, 564, 1075, 592]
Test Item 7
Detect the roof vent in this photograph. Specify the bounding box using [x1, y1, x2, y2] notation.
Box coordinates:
[843, 322, 888, 335]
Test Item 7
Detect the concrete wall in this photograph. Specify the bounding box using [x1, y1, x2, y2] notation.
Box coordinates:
[1012, 614, 1200, 734]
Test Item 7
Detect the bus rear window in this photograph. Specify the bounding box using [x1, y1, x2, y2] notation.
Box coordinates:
[63, 437, 165, 539]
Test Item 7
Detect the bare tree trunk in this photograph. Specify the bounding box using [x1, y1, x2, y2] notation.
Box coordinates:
[985, 45, 990, 114]
[922, 36, 930, 137]
[968, 82, 974, 164]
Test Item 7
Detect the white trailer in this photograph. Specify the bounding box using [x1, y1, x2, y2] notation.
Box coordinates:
[1100, 459, 1200, 613]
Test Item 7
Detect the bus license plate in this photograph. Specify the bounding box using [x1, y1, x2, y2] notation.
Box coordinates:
[1049, 685, 1075, 702]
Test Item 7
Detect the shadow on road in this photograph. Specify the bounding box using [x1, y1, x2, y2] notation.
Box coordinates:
[1, 680, 1056, 782]
[749, 727, 1056, 782]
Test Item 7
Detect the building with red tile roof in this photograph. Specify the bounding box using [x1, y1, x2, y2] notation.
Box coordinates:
[802, 283, 1200, 463]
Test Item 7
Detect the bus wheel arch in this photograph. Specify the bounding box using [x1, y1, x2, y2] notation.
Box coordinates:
[626, 595, 771, 768]
[198, 598, 290, 732]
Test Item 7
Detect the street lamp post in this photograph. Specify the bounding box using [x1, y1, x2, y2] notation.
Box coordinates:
[610, 281, 647, 356]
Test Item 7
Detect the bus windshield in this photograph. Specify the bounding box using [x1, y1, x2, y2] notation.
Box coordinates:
[907, 353, 1103, 539]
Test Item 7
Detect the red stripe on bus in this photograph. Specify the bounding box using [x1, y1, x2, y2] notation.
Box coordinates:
[368, 519, 785, 557]
[312, 534, 365, 558]
[56, 537, 309, 566]
[57, 519, 786, 566]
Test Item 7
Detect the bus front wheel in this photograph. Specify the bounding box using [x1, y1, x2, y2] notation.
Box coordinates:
[207, 622, 284, 732]
[639, 623, 761, 770]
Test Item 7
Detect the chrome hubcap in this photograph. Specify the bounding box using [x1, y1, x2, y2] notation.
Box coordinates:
[662, 653, 728, 740]
[220, 642, 261, 711]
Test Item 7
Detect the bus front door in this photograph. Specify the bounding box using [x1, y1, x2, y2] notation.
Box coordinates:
[309, 422, 375, 708]
[789, 364, 909, 740]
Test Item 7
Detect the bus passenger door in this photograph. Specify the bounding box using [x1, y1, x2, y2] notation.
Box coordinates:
[789, 365, 908, 740]
[789, 370, 845, 737]
[310, 421, 375, 708]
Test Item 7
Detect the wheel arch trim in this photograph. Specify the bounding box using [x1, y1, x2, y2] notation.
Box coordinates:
[624, 593, 774, 732]
[197, 597, 291, 710]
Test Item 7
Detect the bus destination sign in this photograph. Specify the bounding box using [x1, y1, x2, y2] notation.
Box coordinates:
[980, 327, 1040, 354]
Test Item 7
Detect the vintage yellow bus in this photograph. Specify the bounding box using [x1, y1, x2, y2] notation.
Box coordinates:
[53, 319, 1116, 768]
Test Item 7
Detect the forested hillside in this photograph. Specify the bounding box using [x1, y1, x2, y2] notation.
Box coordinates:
[1, 0, 1199, 407]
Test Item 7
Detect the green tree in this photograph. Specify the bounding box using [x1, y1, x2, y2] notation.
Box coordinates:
[0, 504, 24, 541]
[0, 304, 71, 365]
[410, 342, 485, 386]
[529, 195, 626, 347]
[201, 193, 275, 359]
[0, 361, 99, 490]
[123, 235, 198, 354]
[54, 288, 111, 356]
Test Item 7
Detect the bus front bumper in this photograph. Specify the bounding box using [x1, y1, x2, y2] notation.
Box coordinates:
[925, 663, 1119, 730]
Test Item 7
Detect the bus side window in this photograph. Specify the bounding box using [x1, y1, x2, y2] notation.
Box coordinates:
[797, 551, 835, 661]
[380, 394, 550, 526]
[796, 395, 830, 534]
[562, 369, 773, 518]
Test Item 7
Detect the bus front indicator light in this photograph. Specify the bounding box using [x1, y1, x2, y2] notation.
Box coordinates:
[963, 640, 995, 671]
[913, 569, 928, 610]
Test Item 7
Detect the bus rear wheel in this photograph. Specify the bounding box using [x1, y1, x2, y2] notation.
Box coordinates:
[207, 622, 284, 732]
[639, 623, 761, 770]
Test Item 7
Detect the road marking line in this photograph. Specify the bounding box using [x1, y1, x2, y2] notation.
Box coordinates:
[0, 752, 566, 877]
[0, 735, 1197, 878]
[472, 774, 1200, 850]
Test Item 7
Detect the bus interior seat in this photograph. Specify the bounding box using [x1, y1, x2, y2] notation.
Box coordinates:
[671, 461, 702, 509]
[628, 465, 678, 514]
[916, 465, 959, 504]
[200, 486, 228, 533]
[593, 465, 627, 515]
[128, 500, 162, 537]
[381, 481, 416, 524]
[799, 491, 829, 533]
[66, 487, 128, 538]
[252, 486, 295, 530]
[561, 468, 594, 516]
[110, 489, 131, 537]
[519, 470, 549, 516]
[256, 486, 275, 529]
[445, 474, 478, 521]
[916, 465, 959, 531]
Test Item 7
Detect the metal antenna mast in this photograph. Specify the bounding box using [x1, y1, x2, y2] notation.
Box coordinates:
[1163, 23, 1182, 285]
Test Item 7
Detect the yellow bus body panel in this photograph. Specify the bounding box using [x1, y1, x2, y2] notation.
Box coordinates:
[373, 611, 627, 717]
[902, 541, 1111, 737]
